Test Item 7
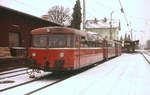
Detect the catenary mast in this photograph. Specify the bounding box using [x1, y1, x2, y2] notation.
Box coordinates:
[82, 0, 86, 31]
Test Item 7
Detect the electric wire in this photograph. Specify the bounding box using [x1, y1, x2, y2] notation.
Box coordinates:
[118, 0, 130, 30]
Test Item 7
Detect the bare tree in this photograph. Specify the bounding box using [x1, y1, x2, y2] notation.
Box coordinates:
[48, 6, 71, 26]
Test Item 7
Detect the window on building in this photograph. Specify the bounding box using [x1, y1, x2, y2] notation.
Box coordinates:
[9, 32, 20, 47]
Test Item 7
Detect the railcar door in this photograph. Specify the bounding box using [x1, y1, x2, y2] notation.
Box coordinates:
[103, 39, 108, 60]
[115, 42, 118, 56]
[75, 35, 80, 69]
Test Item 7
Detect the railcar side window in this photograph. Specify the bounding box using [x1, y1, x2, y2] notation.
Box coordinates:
[97, 41, 103, 47]
[32, 34, 47, 48]
[48, 34, 74, 48]
[80, 36, 88, 47]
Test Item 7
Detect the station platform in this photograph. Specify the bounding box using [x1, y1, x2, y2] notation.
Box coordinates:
[32, 53, 150, 95]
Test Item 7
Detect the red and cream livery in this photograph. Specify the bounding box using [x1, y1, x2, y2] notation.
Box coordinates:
[28, 26, 121, 72]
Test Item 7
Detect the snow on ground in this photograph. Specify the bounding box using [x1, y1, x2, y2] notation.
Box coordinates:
[1, 79, 58, 95]
[0, 70, 51, 90]
[0, 70, 27, 79]
[0, 68, 27, 74]
[32, 53, 150, 95]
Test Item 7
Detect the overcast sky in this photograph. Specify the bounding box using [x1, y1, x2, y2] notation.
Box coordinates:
[0, 0, 150, 45]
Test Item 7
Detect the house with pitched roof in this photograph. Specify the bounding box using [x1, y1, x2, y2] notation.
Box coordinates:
[85, 18, 120, 40]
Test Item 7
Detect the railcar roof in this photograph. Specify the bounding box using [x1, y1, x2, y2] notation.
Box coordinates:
[31, 26, 87, 36]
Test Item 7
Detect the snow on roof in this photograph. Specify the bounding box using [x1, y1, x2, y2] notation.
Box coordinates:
[85, 18, 119, 29]
[87, 31, 98, 35]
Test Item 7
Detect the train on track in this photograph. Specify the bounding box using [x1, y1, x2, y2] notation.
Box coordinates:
[28, 26, 122, 72]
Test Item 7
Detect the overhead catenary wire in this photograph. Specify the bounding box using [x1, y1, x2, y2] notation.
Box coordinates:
[93, 0, 149, 27]
[11, 0, 149, 32]
[118, 0, 130, 30]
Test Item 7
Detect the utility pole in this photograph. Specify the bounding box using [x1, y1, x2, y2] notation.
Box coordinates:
[110, 11, 114, 40]
[82, 0, 86, 31]
[130, 29, 133, 41]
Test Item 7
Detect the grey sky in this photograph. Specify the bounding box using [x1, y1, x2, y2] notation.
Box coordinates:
[0, 0, 150, 44]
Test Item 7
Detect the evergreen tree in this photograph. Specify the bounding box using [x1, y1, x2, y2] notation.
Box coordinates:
[71, 0, 82, 29]
[120, 35, 123, 41]
[124, 33, 127, 41]
[127, 34, 131, 41]
[118, 20, 121, 30]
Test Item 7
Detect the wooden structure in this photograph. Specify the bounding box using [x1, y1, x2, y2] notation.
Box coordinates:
[0, 6, 59, 57]
[122, 40, 139, 53]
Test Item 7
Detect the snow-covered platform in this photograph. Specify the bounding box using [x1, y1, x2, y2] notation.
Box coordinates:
[33, 53, 150, 95]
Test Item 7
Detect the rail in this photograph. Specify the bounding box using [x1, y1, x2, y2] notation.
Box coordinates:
[141, 51, 150, 64]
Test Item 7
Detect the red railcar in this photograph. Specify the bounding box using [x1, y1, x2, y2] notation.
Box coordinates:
[28, 26, 121, 72]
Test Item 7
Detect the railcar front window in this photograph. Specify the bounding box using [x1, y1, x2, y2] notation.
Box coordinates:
[32, 34, 47, 48]
[48, 34, 74, 48]
[32, 34, 74, 48]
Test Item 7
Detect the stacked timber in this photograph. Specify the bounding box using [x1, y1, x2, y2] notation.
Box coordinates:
[0, 47, 11, 57]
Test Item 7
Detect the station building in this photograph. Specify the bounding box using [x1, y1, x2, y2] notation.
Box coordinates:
[146, 40, 150, 49]
[0, 6, 59, 57]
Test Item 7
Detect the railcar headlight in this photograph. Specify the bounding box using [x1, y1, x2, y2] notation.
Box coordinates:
[32, 53, 36, 57]
[59, 52, 64, 58]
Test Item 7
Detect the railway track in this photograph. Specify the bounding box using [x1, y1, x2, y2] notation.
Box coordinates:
[25, 74, 70, 95]
[0, 72, 27, 80]
[144, 51, 150, 56]
[0, 55, 115, 95]
[0, 68, 29, 75]
[0, 65, 28, 72]
[0, 64, 96, 95]
[141, 51, 150, 64]
[0, 73, 52, 92]
[25, 55, 129, 95]
[0, 72, 77, 95]
[7, 63, 111, 95]
[0, 68, 30, 80]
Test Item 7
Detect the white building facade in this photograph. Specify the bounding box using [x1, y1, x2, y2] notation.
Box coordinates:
[85, 18, 120, 40]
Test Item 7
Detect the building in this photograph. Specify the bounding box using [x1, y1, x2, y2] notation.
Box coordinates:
[85, 18, 120, 40]
[146, 40, 150, 49]
[41, 15, 49, 21]
[122, 40, 139, 53]
[0, 6, 59, 57]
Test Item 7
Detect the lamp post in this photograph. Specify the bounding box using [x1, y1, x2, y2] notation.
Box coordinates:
[109, 11, 114, 40]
